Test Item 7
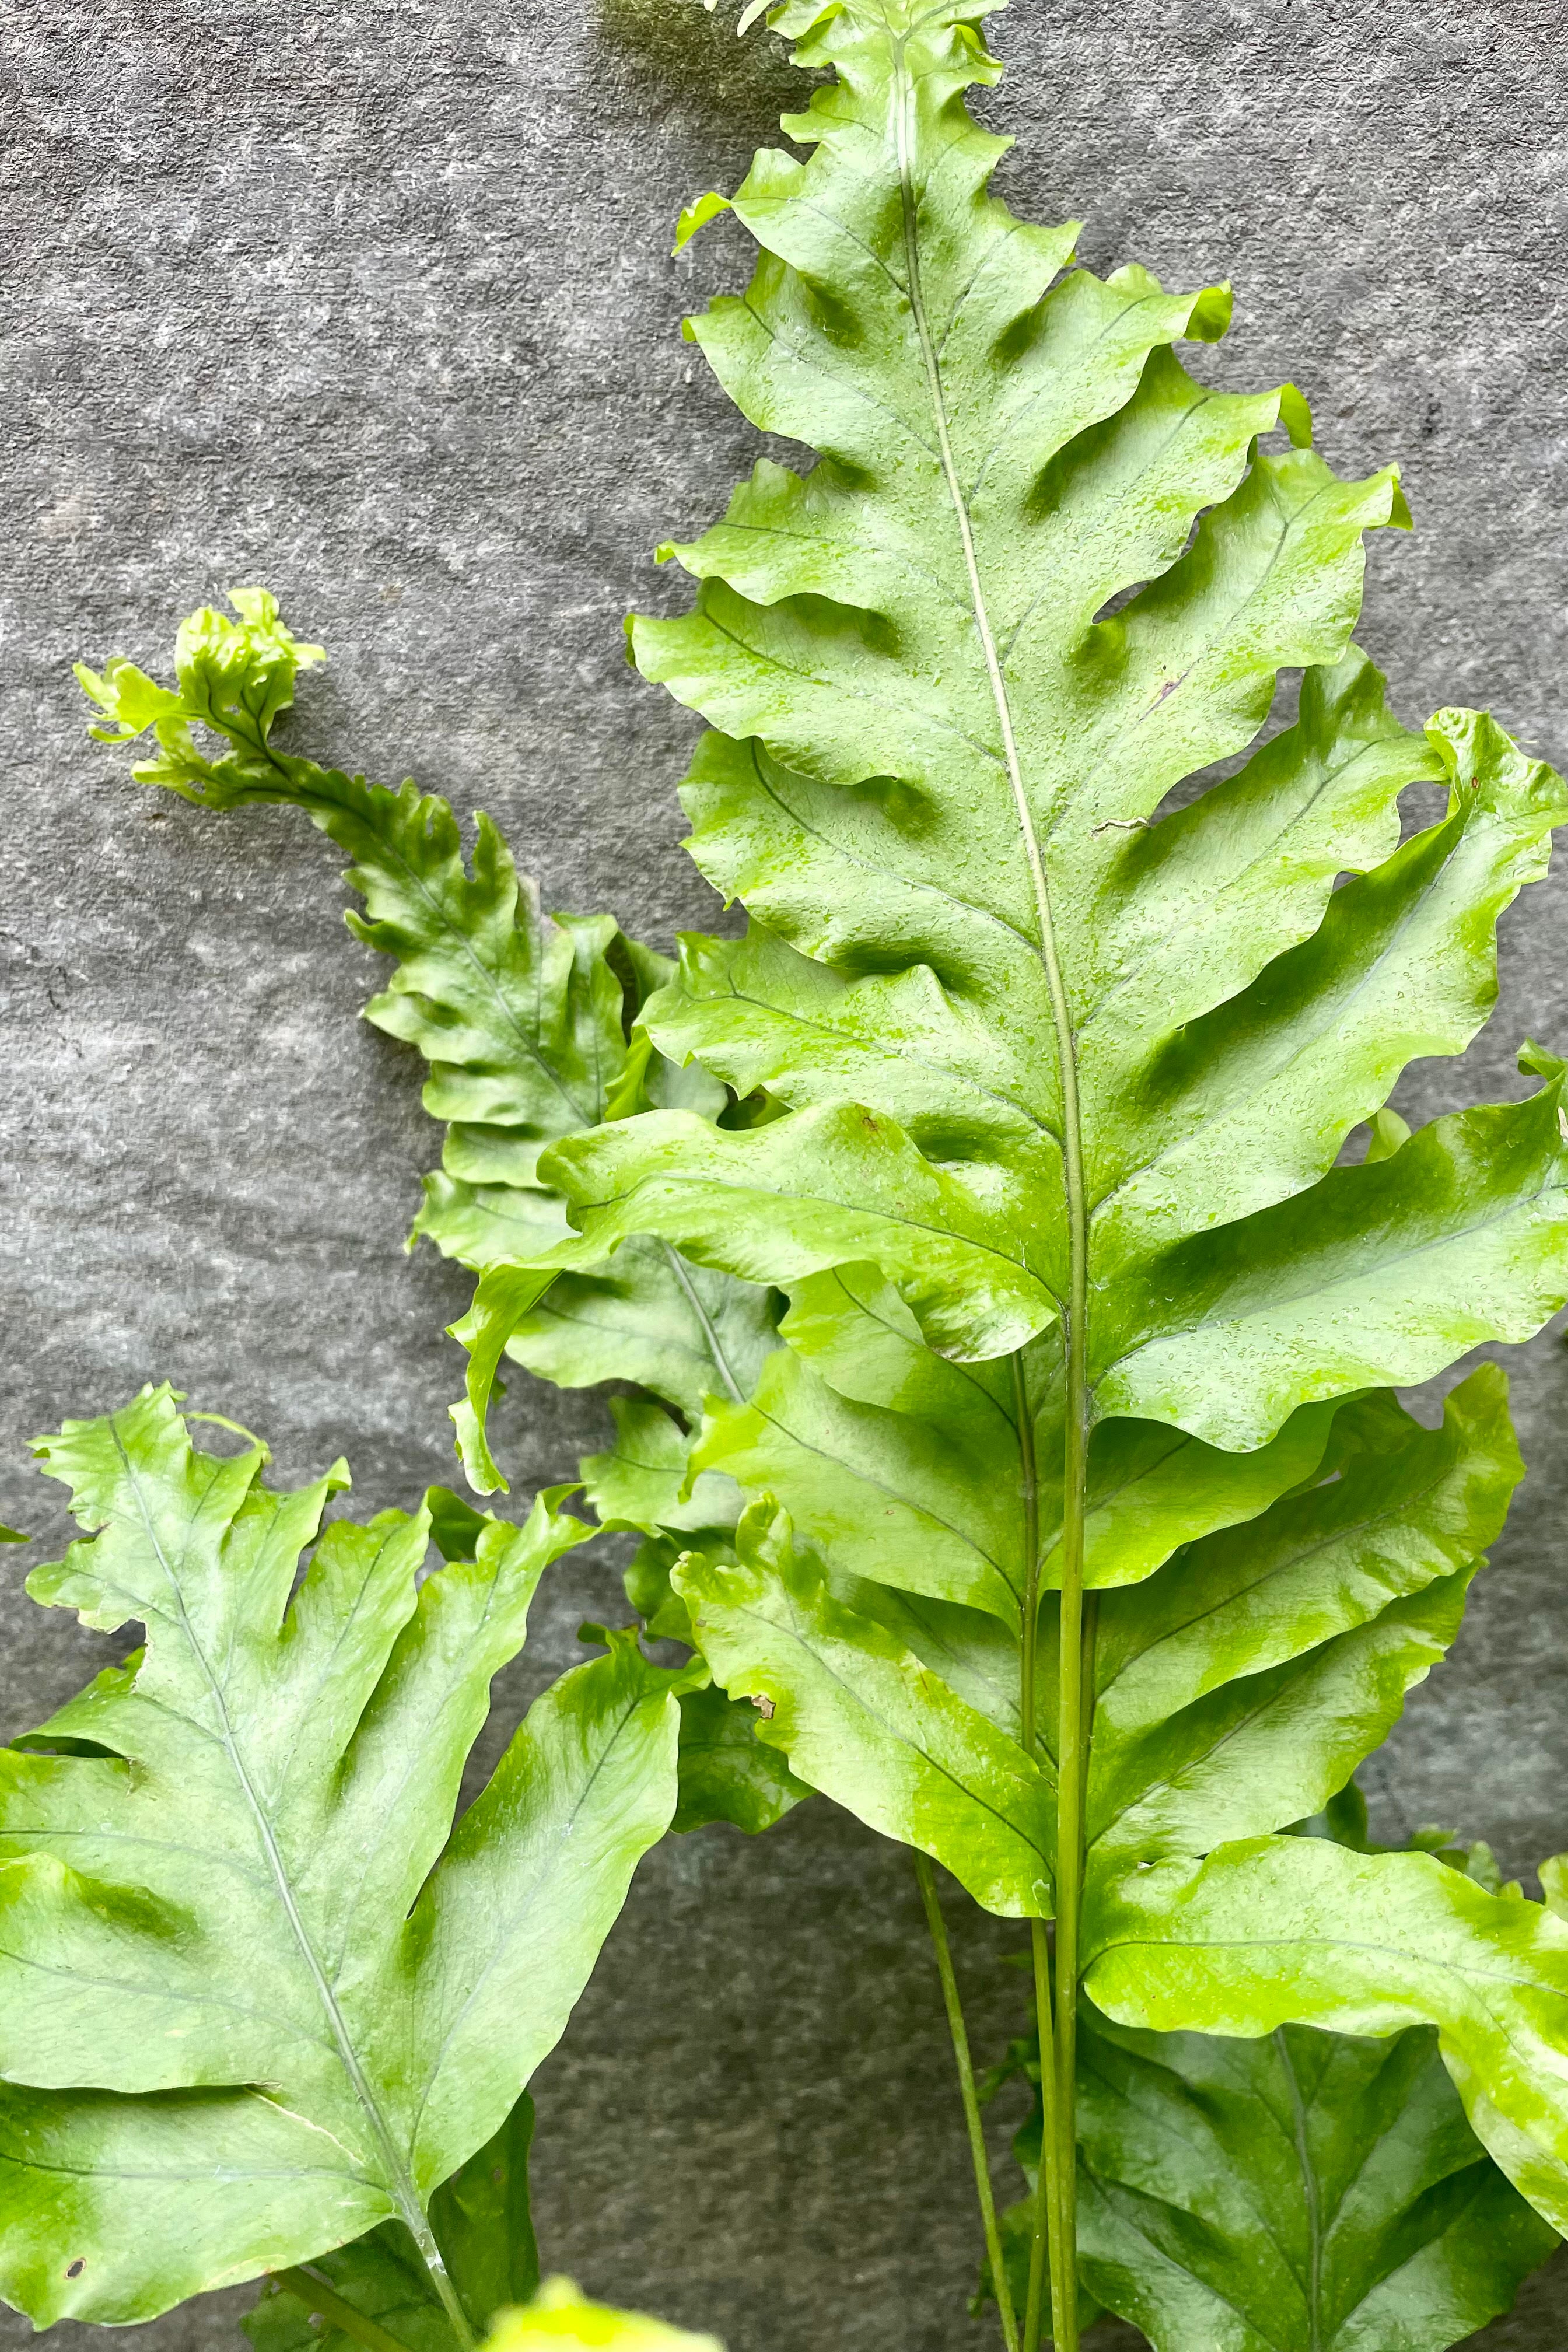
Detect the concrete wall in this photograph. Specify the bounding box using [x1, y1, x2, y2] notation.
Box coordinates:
[4, 0, 1566, 2342]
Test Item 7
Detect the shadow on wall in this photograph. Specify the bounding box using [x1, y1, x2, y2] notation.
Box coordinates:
[1464, 2242, 1568, 2348]
[595, 0, 818, 132]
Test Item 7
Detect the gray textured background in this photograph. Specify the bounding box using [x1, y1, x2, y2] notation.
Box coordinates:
[4, 0, 1568, 2342]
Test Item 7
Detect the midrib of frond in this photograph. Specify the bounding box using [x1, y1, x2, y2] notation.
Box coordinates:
[886, 56, 1087, 1353]
[117, 1428, 473, 2342]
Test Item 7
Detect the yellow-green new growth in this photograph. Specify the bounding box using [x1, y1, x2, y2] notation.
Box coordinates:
[484, 2276, 722, 2351]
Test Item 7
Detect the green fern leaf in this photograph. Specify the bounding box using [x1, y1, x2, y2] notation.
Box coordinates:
[446, 0, 1568, 1480]
[76, 597, 800, 1849]
[1073, 2004, 1556, 2350]
[75, 594, 779, 1508]
[464, 4, 1568, 2261]
[0, 1389, 680, 2327]
[1087, 1835, 1568, 2237]
[984, 1965, 1554, 2352]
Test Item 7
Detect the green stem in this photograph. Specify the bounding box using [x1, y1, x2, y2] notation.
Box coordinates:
[1025, 1920, 1066, 2352]
[914, 1854, 1020, 2352]
[269, 2269, 421, 2352]
[892, 38, 1093, 2351]
[1013, 1353, 1062, 2351]
[1048, 1583, 1097, 2351]
[1013, 1355, 1041, 1760]
[401, 2216, 475, 2351]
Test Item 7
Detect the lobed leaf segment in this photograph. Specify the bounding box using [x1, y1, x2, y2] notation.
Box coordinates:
[0, 1390, 683, 2336]
[978, 1788, 1561, 2348]
[74, 587, 804, 1848]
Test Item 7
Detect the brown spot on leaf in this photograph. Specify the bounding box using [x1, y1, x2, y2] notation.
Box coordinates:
[754, 1694, 776, 1719]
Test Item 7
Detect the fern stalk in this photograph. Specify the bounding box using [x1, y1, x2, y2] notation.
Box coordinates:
[914, 1856, 1020, 2352]
[895, 15, 1094, 2318]
[1044, 1390, 1089, 2352]
[1025, 1921, 1063, 2350]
